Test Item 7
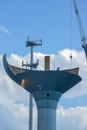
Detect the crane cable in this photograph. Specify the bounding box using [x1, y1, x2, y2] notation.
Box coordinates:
[69, 0, 73, 67]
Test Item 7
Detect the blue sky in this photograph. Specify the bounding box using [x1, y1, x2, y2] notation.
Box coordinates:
[0, 0, 87, 130]
[0, 0, 87, 55]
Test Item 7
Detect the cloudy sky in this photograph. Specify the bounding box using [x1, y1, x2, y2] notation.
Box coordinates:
[0, 0, 87, 130]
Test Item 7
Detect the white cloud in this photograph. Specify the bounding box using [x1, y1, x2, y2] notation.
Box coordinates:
[0, 102, 29, 130]
[0, 49, 87, 130]
[0, 25, 10, 34]
[57, 106, 87, 130]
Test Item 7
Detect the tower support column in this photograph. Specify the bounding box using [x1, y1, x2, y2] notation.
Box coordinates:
[37, 104, 56, 130]
[33, 91, 61, 130]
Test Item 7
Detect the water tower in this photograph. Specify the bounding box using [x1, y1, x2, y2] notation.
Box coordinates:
[3, 39, 81, 130]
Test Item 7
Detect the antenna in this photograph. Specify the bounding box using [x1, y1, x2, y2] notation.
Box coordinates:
[22, 36, 42, 69]
[25, 36, 42, 47]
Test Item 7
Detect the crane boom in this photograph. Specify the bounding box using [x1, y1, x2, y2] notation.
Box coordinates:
[73, 0, 87, 59]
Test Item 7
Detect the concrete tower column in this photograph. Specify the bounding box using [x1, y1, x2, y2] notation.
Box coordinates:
[33, 91, 61, 130]
[37, 101, 56, 130]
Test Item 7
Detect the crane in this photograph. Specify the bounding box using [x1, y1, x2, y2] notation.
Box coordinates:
[73, 0, 87, 59]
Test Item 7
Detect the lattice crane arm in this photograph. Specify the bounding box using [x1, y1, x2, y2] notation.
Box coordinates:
[73, 0, 87, 59]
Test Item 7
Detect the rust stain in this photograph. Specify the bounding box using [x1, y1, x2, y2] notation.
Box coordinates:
[21, 79, 26, 88]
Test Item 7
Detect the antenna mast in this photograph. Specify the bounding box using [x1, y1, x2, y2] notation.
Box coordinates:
[22, 37, 42, 130]
[22, 37, 42, 69]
